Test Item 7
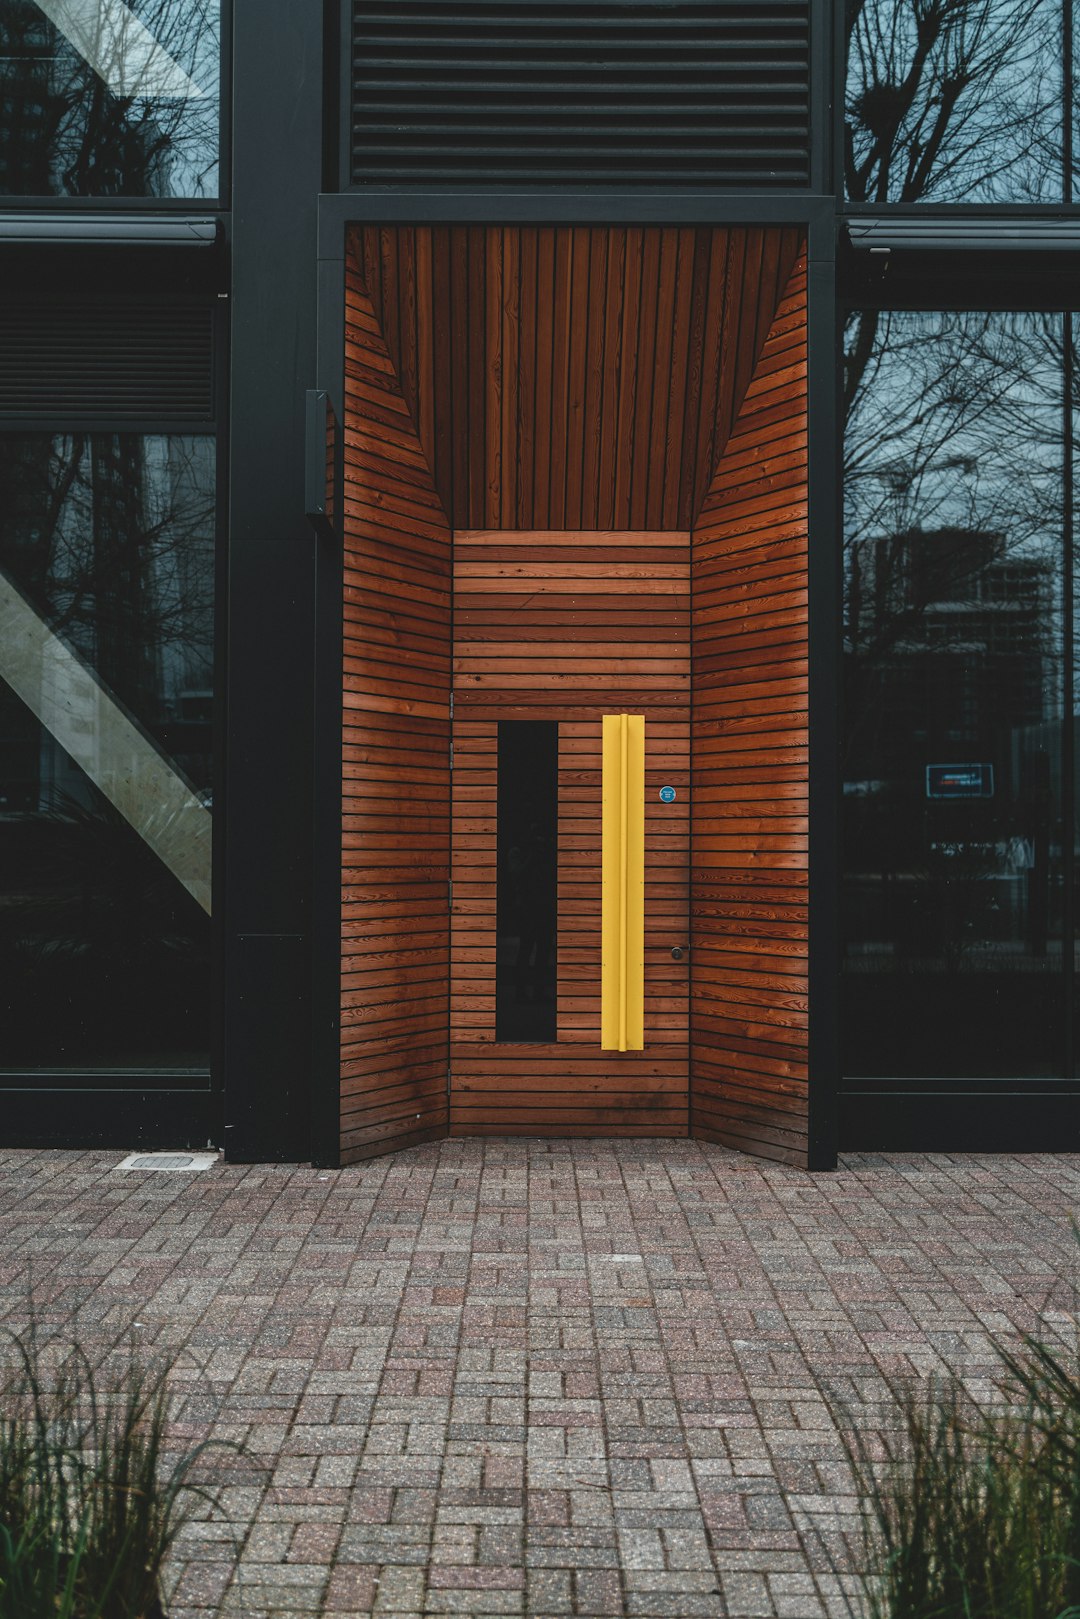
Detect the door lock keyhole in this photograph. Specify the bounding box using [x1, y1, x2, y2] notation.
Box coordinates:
[671, 946, 689, 961]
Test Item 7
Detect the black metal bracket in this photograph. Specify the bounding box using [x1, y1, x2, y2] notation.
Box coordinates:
[305, 388, 339, 541]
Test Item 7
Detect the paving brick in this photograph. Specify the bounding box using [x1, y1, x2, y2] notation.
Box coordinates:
[2, 1143, 1078, 1616]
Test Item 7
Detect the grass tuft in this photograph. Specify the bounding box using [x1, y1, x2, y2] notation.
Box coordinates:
[840, 1281, 1080, 1619]
[0, 1322, 230, 1619]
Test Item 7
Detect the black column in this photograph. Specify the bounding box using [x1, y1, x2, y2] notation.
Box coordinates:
[223, 0, 325, 1160]
[806, 205, 840, 1171]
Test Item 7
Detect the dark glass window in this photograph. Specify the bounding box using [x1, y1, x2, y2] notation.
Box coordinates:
[842, 310, 1075, 1079]
[496, 721, 557, 1043]
[0, 433, 215, 1073]
[845, 0, 1074, 204]
[0, 1, 220, 199]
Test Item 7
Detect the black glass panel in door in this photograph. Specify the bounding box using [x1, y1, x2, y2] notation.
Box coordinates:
[496, 721, 557, 1043]
[842, 311, 1067, 1079]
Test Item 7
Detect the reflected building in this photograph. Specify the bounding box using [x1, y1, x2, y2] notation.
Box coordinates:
[847, 525, 1056, 789]
[842, 416, 1073, 1082]
[0, 6, 54, 196]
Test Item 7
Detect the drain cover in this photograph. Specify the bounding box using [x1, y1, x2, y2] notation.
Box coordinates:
[117, 1151, 218, 1172]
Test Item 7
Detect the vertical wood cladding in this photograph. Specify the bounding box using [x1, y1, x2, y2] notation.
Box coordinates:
[340, 244, 451, 1163]
[450, 531, 690, 1136]
[356, 226, 803, 531]
[690, 247, 809, 1166]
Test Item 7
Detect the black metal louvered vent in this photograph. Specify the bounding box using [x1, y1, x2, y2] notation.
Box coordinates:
[0, 302, 215, 423]
[350, 1, 810, 187]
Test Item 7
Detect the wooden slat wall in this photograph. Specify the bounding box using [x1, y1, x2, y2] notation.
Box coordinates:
[450, 531, 690, 1136]
[340, 224, 810, 1163]
[690, 246, 809, 1166]
[340, 243, 451, 1163]
[356, 226, 803, 532]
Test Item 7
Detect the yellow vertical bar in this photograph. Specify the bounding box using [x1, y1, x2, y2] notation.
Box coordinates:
[625, 713, 644, 1048]
[602, 715, 619, 1049]
[619, 713, 628, 1050]
[602, 713, 645, 1051]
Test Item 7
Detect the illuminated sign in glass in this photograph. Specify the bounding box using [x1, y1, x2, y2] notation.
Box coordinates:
[926, 763, 995, 799]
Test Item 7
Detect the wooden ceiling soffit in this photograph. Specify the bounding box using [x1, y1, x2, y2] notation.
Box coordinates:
[351, 225, 803, 532]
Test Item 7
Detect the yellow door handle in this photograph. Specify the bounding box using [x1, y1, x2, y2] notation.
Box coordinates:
[601, 714, 644, 1051]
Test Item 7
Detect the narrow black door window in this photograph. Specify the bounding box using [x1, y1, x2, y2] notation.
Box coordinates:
[496, 721, 557, 1042]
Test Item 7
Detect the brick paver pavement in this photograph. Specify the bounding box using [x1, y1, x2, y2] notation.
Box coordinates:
[1, 1140, 1078, 1618]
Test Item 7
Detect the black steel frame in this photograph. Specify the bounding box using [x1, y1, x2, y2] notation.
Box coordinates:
[310, 216, 347, 1170]
[220, 0, 327, 1163]
[317, 194, 832, 234]
[309, 0, 844, 1169]
[806, 206, 840, 1169]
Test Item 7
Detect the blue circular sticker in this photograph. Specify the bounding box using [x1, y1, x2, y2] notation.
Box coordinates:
[659, 786, 676, 803]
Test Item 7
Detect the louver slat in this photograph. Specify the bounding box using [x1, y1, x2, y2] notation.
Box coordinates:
[351, 2, 810, 188]
[0, 304, 215, 423]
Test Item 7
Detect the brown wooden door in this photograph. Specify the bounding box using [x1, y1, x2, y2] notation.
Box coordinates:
[449, 531, 690, 1136]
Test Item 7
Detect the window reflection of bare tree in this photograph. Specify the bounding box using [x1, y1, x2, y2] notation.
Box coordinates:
[842, 309, 1072, 1000]
[847, 0, 1064, 206]
[0, 433, 216, 1066]
[0, 434, 215, 767]
[0, 0, 218, 197]
[844, 0, 1069, 429]
[844, 312, 1066, 768]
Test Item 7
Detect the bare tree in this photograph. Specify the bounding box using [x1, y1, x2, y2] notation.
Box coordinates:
[0, 0, 219, 198]
[0, 432, 216, 732]
[846, 0, 1063, 206]
[844, 0, 1068, 431]
[843, 309, 1067, 782]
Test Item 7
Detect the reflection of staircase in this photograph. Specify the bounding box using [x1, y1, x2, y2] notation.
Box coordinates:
[0, 568, 211, 913]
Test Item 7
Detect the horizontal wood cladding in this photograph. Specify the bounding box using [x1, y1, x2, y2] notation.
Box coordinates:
[451, 531, 690, 1136]
[339, 225, 811, 1163]
[690, 246, 809, 1167]
[355, 225, 803, 531]
[341, 245, 451, 1163]
[350, 1, 810, 187]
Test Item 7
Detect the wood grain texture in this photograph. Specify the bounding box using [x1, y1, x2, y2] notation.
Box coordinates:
[341, 241, 451, 1163]
[690, 245, 809, 1167]
[353, 226, 803, 531]
[340, 224, 809, 1162]
[451, 532, 690, 1136]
